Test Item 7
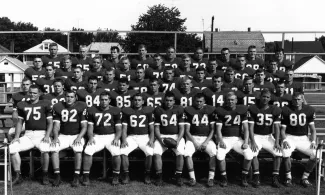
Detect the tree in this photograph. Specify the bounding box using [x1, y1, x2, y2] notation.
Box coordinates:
[124, 4, 201, 53]
[42, 27, 67, 48]
[70, 27, 93, 52]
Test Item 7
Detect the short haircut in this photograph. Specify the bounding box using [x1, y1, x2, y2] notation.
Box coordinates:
[181, 75, 192, 83]
[44, 63, 54, 69]
[166, 46, 175, 52]
[255, 68, 265, 74]
[195, 47, 203, 52]
[248, 45, 256, 50]
[92, 56, 103, 63]
[149, 78, 159, 83]
[164, 66, 174, 73]
[226, 91, 236, 99]
[237, 54, 246, 58]
[138, 44, 147, 50]
[260, 88, 271, 96]
[212, 75, 223, 81]
[196, 66, 206, 72]
[292, 92, 303, 98]
[208, 57, 218, 62]
[62, 55, 72, 62]
[79, 45, 87, 50]
[269, 59, 278, 64]
[225, 67, 234, 73]
[110, 46, 120, 53]
[275, 48, 284, 54]
[73, 66, 83, 71]
[100, 91, 111, 98]
[22, 77, 32, 83]
[65, 90, 77, 97]
[29, 84, 41, 92]
[53, 78, 65, 86]
[221, 48, 230, 53]
[120, 56, 130, 62]
[285, 68, 294, 73]
[105, 67, 115, 73]
[243, 76, 253, 82]
[164, 92, 176, 100]
[194, 93, 205, 100]
[118, 77, 129, 85]
[133, 93, 143, 100]
[88, 75, 99, 82]
[136, 66, 145, 71]
[153, 53, 162, 58]
[49, 43, 58, 48]
[276, 79, 285, 86]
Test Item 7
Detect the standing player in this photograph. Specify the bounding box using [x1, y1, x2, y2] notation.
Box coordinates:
[115, 57, 136, 81]
[171, 76, 201, 108]
[145, 53, 166, 79]
[77, 76, 105, 108]
[120, 93, 155, 184]
[83, 91, 122, 186]
[265, 60, 285, 84]
[84, 56, 105, 81]
[177, 54, 196, 79]
[248, 89, 282, 188]
[281, 92, 317, 188]
[205, 58, 224, 80]
[183, 93, 217, 187]
[219, 48, 236, 70]
[271, 80, 292, 108]
[273, 48, 293, 72]
[234, 54, 255, 80]
[55, 55, 74, 79]
[163, 46, 182, 69]
[192, 67, 212, 90]
[202, 75, 228, 107]
[153, 92, 185, 186]
[41, 43, 63, 69]
[98, 68, 118, 91]
[215, 92, 253, 187]
[24, 57, 46, 82]
[35, 64, 56, 94]
[73, 45, 92, 71]
[51, 90, 87, 187]
[142, 78, 165, 108]
[239, 77, 260, 106]
[129, 66, 150, 93]
[191, 47, 209, 69]
[159, 67, 180, 93]
[284, 69, 304, 95]
[253, 69, 275, 92]
[40, 78, 66, 107]
[9, 85, 53, 185]
[64, 66, 88, 91]
[245, 45, 265, 70]
[109, 78, 137, 108]
[103, 46, 123, 70]
[130, 44, 154, 70]
[222, 67, 243, 91]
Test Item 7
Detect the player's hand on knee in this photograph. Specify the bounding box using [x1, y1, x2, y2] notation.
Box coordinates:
[200, 142, 208, 151]
[87, 138, 95, 146]
[251, 141, 258, 152]
[42, 136, 50, 144]
[282, 141, 290, 149]
[147, 140, 154, 148]
[11, 137, 20, 144]
[218, 139, 226, 149]
[241, 143, 249, 150]
[274, 142, 281, 152]
[72, 137, 82, 146]
[310, 142, 316, 149]
[121, 140, 128, 148]
[193, 141, 200, 150]
[111, 139, 120, 147]
[51, 138, 60, 147]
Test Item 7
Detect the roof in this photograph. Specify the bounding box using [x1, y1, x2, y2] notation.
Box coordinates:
[293, 55, 325, 73]
[0, 56, 29, 71]
[0, 44, 10, 53]
[24, 39, 68, 53]
[86, 42, 124, 54]
[204, 31, 265, 53]
[275, 41, 325, 53]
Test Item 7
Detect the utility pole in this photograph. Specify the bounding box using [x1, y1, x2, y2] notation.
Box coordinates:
[210, 16, 214, 53]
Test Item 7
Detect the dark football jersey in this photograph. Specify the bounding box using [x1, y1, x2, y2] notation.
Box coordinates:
[176, 68, 196, 79]
[53, 101, 87, 135]
[215, 105, 248, 137]
[102, 59, 123, 70]
[248, 104, 281, 135]
[130, 57, 154, 70]
[71, 56, 92, 71]
[222, 79, 243, 91]
[109, 90, 137, 108]
[234, 67, 255, 80]
[163, 57, 182, 69]
[218, 58, 237, 71]
[97, 80, 118, 91]
[64, 77, 88, 91]
[184, 105, 216, 136]
[205, 70, 224, 80]
[270, 93, 292, 108]
[115, 69, 136, 81]
[202, 88, 230, 107]
[277, 59, 293, 72]
[245, 58, 265, 70]
[129, 79, 150, 93]
[142, 91, 165, 108]
[159, 78, 180, 93]
[145, 67, 165, 79]
[253, 81, 275, 92]
[192, 79, 212, 90]
[87, 105, 122, 135]
[237, 91, 260, 106]
[40, 93, 66, 107]
[11, 92, 29, 110]
[191, 58, 209, 69]
[285, 82, 304, 95]
[76, 88, 106, 107]
[281, 104, 315, 136]
[35, 78, 55, 94]
[84, 69, 105, 81]
[17, 100, 52, 130]
[122, 106, 154, 135]
[54, 68, 74, 79]
[24, 67, 46, 82]
[42, 55, 63, 69]
[172, 88, 201, 108]
[154, 105, 184, 135]
[265, 70, 285, 84]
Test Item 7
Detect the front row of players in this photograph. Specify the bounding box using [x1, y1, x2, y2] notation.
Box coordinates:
[9, 85, 318, 188]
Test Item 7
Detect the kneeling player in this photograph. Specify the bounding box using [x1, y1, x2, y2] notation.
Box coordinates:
[51, 90, 87, 187]
[83, 91, 122, 185]
[153, 92, 185, 186]
[120, 94, 155, 184]
[281, 92, 317, 188]
[248, 89, 282, 188]
[215, 92, 253, 187]
[184, 93, 217, 187]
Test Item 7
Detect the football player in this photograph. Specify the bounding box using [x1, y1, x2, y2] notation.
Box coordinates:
[72, 45, 92, 71]
[219, 48, 236, 70]
[222, 67, 243, 91]
[83, 91, 122, 186]
[51, 90, 87, 187]
[35, 64, 55, 94]
[40, 78, 66, 107]
[145, 53, 166, 79]
[102, 46, 123, 70]
[253, 69, 275, 92]
[84, 56, 105, 81]
[273, 48, 293, 72]
[271, 80, 292, 108]
[115, 57, 136, 81]
[129, 66, 150, 93]
[284, 69, 304, 95]
[130, 44, 154, 70]
[10, 85, 53, 185]
[159, 67, 181, 93]
[245, 45, 265, 70]
[64, 66, 88, 91]
[153, 92, 185, 186]
[142, 78, 165, 108]
[281, 92, 317, 188]
[24, 57, 45, 82]
[183, 93, 217, 187]
[264, 60, 285, 84]
[192, 67, 212, 90]
[191, 47, 208, 69]
[215, 92, 253, 187]
[55, 55, 74, 79]
[97, 68, 118, 91]
[76, 76, 105, 108]
[41, 42, 63, 69]
[163, 46, 182, 69]
[202, 75, 228, 107]
[171, 76, 201, 108]
[109, 78, 137, 108]
[234, 54, 255, 80]
[239, 77, 260, 106]
[177, 54, 196, 79]
[120, 93, 155, 184]
[248, 89, 282, 188]
[205, 58, 224, 80]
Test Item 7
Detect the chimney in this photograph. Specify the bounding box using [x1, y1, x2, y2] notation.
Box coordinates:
[248, 27, 251, 32]
[215, 28, 218, 32]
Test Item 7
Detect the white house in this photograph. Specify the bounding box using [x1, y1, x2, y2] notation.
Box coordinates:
[86, 42, 124, 57]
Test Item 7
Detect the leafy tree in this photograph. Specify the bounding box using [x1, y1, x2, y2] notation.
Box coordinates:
[42, 27, 67, 48]
[70, 27, 93, 52]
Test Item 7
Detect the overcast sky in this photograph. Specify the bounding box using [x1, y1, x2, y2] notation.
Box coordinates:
[2, 0, 325, 41]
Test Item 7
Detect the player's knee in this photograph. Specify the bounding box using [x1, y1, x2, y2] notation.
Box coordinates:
[72, 145, 84, 153]
[243, 149, 253, 160]
[110, 146, 121, 156]
[39, 142, 50, 153]
[9, 143, 20, 154]
[144, 146, 154, 156]
[84, 146, 96, 156]
[282, 149, 292, 158]
[216, 150, 226, 161]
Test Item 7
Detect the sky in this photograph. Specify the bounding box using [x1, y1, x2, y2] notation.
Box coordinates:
[2, 0, 325, 41]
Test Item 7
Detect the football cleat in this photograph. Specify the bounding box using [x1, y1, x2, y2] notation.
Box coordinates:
[241, 174, 248, 187]
[175, 173, 183, 187]
[112, 173, 120, 186]
[272, 175, 280, 188]
[144, 172, 151, 184]
[220, 175, 228, 187]
[207, 179, 214, 187]
[188, 178, 196, 186]
[82, 174, 90, 186]
[12, 173, 23, 185]
[155, 173, 163, 186]
[300, 179, 312, 188]
[252, 174, 260, 188]
[52, 173, 61, 187]
[121, 172, 129, 185]
[284, 178, 292, 187]
[41, 172, 50, 185]
[71, 174, 80, 187]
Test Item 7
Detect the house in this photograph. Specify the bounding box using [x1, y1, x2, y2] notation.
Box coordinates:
[23, 39, 69, 65]
[86, 42, 124, 57]
[204, 31, 265, 53]
[0, 44, 10, 53]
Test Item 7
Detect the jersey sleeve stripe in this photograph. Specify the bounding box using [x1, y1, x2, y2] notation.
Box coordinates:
[309, 122, 315, 125]
[248, 121, 254, 124]
[18, 116, 24, 119]
[87, 122, 94, 125]
[242, 120, 248, 123]
[122, 123, 128, 126]
[53, 120, 60, 123]
[154, 123, 160, 126]
[273, 121, 281, 124]
[46, 116, 53, 119]
[115, 124, 122, 126]
[81, 120, 87, 123]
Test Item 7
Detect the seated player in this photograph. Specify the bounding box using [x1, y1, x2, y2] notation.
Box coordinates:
[142, 78, 165, 108]
[202, 75, 228, 107]
[97, 68, 118, 91]
[51, 90, 87, 187]
[120, 93, 155, 184]
[64, 66, 88, 91]
[55, 55, 74, 79]
[159, 67, 180, 93]
[192, 67, 212, 90]
[205, 58, 224, 80]
[35, 63, 56, 94]
[215, 92, 253, 187]
[163, 46, 182, 69]
[9, 85, 52, 185]
[129, 66, 150, 93]
[171, 76, 201, 108]
[222, 67, 243, 91]
[281, 92, 317, 188]
[83, 91, 122, 186]
[184, 93, 217, 187]
[41, 43, 63, 69]
[273, 48, 293, 72]
[248, 89, 282, 188]
[145, 53, 166, 79]
[234, 54, 255, 80]
[271, 80, 292, 108]
[253, 68, 275, 92]
[115, 57, 136, 81]
[284, 69, 306, 104]
[245, 45, 265, 70]
[109, 78, 137, 108]
[102, 46, 123, 70]
[72, 45, 92, 71]
[84, 56, 105, 81]
[191, 47, 208, 69]
[24, 57, 45, 82]
[130, 44, 154, 70]
[153, 92, 185, 186]
[177, 54, 196, 79]
[40, 78, 66, 107]
[238, 77, 260, 106]
[77, 76, 105, 108]
[265, 59, 285, 84]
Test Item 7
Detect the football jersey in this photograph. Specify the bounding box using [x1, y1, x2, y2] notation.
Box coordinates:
[218, 58, 236, 71]
[122, 106, 154, 135]
[281, 104, 315, 136]
[253, 81, 275, 92]
[97, 80, 118, 91]
[129, 79, 150, 93]
[130, 57, 154, 70]
[40, 92, 66, 107]
[142, 91, 165, 108]
[163, 57, 182, 69]
[184, 105, 216, 136]
[205, 70, 224, 80]
[145, 67, 165, 79]
[159, 78, 180, 93]
[115, 69, 136, 81]
[53, 101, 87, 135]
[172, 88, 201, 108]
[245, 57, 265, 70]
[277, 59, 293, 72]
[192, 79, 212, 90]
[42, 55, 63, 69]
[109, 90, 137, 108]
[102, 59, 123, 70]
[176, 68, 196, 79]
[24, 67, 46, 82]
[215, 105, 248, 137]
[234, 67, 255, 80]
[87, 105, 122, 135]
[285, 82, 304, 95]
[64, 77, 88, 91]
[248, 104, 281, 135]
[265, 70, 285, 84]
[17, 100, 52, 130]
[237, 91, 260, 106]
[54, 68, 74, 79]
[154, 105, 184, 135]
[11, 92, 29, 110]
[76, 88, 106, 107]
[71, 56, 92, 71]
[202, 88, 230, 107]
[222, 79, 243, 91]
[84, 69, 105, 81]
[191, 58, 209, 69]
[270, 93, 292, 108]
[35, 78, 55, 94]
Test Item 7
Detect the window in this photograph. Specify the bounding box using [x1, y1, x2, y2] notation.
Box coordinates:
[44, 43, 49, 50]
[4, 61, 8, 65]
